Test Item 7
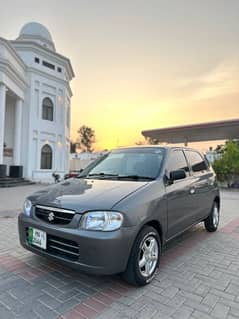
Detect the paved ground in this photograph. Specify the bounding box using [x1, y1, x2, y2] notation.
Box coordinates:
[0, 184, 48, 215]
[0, 187, 239, 319]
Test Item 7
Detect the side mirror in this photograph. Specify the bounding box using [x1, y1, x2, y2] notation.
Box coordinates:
[169, 169, 186, 181]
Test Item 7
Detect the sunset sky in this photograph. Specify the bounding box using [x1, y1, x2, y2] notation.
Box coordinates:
[1, 0, 239, 151]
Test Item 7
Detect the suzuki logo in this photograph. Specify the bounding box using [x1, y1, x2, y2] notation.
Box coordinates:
[48, 212, 55, 222]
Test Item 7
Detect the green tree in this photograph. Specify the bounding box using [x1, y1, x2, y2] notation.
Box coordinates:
[77, 125, 96, 152]
[213, 140, 239, 186]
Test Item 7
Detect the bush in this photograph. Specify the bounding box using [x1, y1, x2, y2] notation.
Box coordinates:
[212, 140, 239, 186]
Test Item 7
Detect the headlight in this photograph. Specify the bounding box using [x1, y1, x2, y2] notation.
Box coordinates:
[80, 211, 123, 231]
[23, 199, 32, 216]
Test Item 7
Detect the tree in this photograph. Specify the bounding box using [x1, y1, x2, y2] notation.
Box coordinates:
[214, 144, 225, 154]
[146, 137, 160, 145]
[212, 140, 239, 186]
[135, 140, 145, 145]
[135, 137, 160, 145]
[77, 125, 96, 152]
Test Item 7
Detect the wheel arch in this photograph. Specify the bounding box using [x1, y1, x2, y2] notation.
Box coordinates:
[214, 195, 220, 210]
[144, 220, 164, 246]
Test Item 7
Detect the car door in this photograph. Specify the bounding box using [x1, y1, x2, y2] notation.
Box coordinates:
[184, 150, 213, 221]
[165, 149, 196, 239]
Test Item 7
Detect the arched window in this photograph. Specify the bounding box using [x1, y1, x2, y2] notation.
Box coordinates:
[41, 144, 53, 169]
[42, 97, 54, 121]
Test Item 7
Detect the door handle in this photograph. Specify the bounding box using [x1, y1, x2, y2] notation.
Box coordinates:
[189, 188, 196, 195]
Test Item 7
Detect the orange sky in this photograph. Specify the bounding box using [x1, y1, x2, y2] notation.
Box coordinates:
[70, 58, 239, 151]
[1, 0, 239, 151]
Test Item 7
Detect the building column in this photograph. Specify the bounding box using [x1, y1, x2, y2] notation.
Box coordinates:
[0, 84, 6, 164]
[14, 98, 23, 165]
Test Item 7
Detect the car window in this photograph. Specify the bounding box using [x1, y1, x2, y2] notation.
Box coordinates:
[167, 150, 189, 176]
[185, 150, 208, 173]
[84, 149, 165, 180]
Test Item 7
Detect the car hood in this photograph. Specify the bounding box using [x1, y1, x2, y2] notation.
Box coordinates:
[28, 178, 149, 213]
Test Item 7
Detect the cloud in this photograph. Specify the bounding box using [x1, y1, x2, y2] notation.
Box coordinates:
[177, 59, 239, 101]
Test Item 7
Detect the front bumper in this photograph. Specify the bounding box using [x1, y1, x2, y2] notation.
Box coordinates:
[18, 213, 136, 275]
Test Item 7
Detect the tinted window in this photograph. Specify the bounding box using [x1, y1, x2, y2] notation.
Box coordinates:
[167, 150, 189, 174]
[185, 151, 208, 173]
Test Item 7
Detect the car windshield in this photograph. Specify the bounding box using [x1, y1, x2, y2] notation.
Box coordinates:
[82, 149, 165, 181]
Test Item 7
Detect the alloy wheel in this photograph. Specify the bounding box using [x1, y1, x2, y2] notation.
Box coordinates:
[138, 236, 159, 277]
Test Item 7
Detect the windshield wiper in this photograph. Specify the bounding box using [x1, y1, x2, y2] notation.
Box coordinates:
[86, 173, 154, 181]
[117, 175, 155, 181]
[76, 174, 88, 178]
[87, 173, 119, 178]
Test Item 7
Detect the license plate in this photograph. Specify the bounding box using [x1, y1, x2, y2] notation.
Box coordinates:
[28, 227, 47, 250]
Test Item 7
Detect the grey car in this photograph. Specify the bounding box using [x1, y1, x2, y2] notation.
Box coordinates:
[18, 146, 220, 286]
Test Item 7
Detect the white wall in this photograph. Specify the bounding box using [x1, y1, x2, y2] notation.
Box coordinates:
[20, 69, 71, 181]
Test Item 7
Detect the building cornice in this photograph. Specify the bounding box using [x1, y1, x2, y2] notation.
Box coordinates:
[16, 34, 56, 51]
[0, 37, 27, 71]
[27, 67, 73, 97]
[11, 40, 75, 80]
[0, 37, 73, 96]
[0, 58, 28, 91]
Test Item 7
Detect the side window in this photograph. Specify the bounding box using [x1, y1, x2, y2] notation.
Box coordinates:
[185, 151, 208, 173]
[167, 150, 189, 176]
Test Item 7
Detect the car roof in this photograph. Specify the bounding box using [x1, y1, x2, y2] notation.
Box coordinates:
[112, 145, 202, 153]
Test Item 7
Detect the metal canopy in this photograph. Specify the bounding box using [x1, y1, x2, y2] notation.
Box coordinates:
[142, 118, 239, 144]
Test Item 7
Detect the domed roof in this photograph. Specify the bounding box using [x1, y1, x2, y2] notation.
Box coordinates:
[17, 22, 55, 51]
[20, 22, 53, 42]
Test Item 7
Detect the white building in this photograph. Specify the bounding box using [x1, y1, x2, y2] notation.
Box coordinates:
[205, 150, 221, 164]
[0, 22, 74, 182]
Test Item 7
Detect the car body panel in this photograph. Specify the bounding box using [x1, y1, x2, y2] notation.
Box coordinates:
[113, 180, 168, 239]
[28, 178, 149, 213]
[165, 176, 196, 239]
[18, 213, 137, 274]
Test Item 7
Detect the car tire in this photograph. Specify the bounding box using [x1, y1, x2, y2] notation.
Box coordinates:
[122, 226, 161, 286]
[204, 201, 219, 232]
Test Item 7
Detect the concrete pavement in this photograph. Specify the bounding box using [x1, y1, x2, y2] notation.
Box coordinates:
[0, 188, 239, 318]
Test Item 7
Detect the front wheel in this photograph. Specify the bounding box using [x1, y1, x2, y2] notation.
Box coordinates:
[122, 226, 161, 286]
[204, 201, 220, 232]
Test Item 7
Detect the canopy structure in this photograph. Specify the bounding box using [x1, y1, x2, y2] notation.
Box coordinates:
[142, 118, 239, 145]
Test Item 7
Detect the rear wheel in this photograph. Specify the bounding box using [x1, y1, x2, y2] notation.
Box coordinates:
[204, 201, 219, 232]
[122, 226, 160, 286]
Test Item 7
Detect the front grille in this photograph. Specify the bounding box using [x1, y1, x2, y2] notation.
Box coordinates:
[47, 234, 79, 261]
[26, 228, 79, 261]
[35, 205, 75, 225]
